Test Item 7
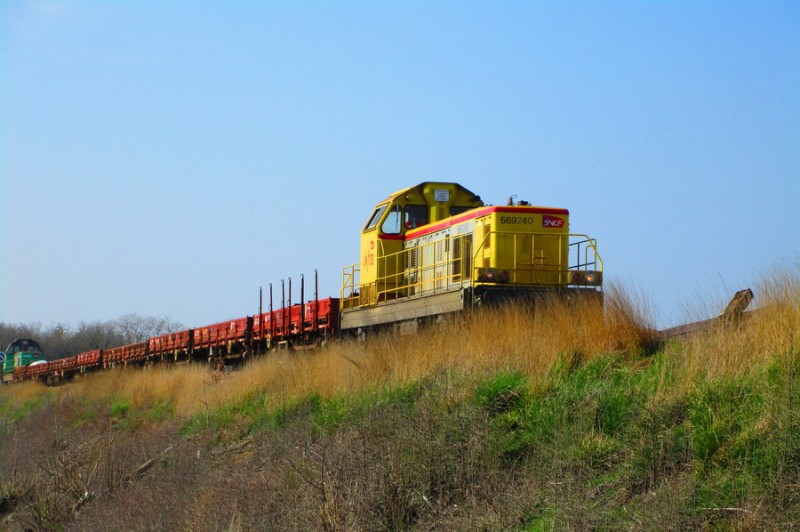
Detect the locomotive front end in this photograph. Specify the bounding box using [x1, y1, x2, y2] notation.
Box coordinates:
[469, 205, 603, 302]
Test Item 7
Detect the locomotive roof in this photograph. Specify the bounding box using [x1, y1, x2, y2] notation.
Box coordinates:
[382, 182, 480, 203]
[5, 338, 43, 352]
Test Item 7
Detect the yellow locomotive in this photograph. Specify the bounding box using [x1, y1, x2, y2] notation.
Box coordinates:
[340, 182, 603, 332]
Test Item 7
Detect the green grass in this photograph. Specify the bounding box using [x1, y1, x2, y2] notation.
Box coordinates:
[3, 348, 799, 529]
[0, 393, 51, 436]
[102, 393, 177, 431]
[180, 379, 426, 440]
[438, 349, 797, 523]
[185, 347, 796, 522]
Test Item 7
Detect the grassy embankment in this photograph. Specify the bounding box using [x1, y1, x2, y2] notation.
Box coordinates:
[1, 267, 798, 529]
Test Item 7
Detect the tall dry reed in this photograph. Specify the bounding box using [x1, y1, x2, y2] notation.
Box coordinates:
[185, 285, 656, 414]
[0, 379, 49, 409]
[676, 264, 800, 384]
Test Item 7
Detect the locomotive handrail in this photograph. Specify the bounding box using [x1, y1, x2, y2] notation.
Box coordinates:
[568, 235, 603, 273]
[341, 233, 472, 308]
[471, 230, 556, 283]
[341, 228, 604, 311]
[341, 264, 360, 309]
[375, 234, 468, 301]
[471, 231, 603, 286]
[343, 230, 603, 311]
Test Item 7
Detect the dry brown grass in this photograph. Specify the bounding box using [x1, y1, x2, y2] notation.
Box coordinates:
[159, 285, 654, 417]
[2, 285, 658, 421]
[675, 264, 800, 384]
[8, 264, 797, 423]
[103, 265, 794, 420]
[57, 363, 210, 418]
[0, 380, 48, 407]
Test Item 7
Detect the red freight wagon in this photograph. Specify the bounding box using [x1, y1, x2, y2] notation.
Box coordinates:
[49, 356, 78, 373]
[13, 360, 58, 382]
[272, 309, 287, 338]
[252, 312, 274, 342]
[122, 342, 148, 363]
[12, 366, 27, 382]
[149, 330, 192, 357]
[252, 297, 340, 344]
[77, 349, 101, 368]
[253, 308, 286, 343]
[289, 305, 303, 334]
[103, 346, 125, 367]
[30, 362, 50, 378]
[303, 297, 340, 333]
[277, 305, 300, 337]
[195, 317, 249, 349]
[253, 308, 290, 342]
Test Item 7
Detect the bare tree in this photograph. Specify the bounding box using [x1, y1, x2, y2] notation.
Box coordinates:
[114, 314, 183, 344]
[0, 314, 184, 359]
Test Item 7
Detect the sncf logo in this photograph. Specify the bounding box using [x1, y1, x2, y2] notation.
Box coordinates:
[542, 215, 565, 228]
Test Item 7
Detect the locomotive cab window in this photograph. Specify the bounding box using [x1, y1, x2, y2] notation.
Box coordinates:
[364, 204, 388, 231]
[381, 204, 402, 235]
[404, 205, 428, 229]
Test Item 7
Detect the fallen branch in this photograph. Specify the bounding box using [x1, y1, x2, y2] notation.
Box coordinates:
[212, 437, 254, 457]
[128, 443, 178, 481]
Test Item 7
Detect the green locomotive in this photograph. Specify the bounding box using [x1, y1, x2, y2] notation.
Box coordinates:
[2, 338, 45, 383]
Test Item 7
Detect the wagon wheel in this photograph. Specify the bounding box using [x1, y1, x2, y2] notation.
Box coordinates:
[209, 353, 225, 372]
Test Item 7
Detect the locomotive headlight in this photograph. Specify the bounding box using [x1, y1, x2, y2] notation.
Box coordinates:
[478, 268, 497, 282]
[570, 270, 602, 286]
[478, 268, 511, 283]
[584, 271, 601, 285]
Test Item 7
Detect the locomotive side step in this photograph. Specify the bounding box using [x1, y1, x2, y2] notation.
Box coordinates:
[341, 289, 469, 331]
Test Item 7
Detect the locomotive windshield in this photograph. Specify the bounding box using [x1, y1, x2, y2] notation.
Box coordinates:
[5, 338, 43, 354]
[368, 203, 431, 234]
[364, 205, 387, 231]
[381, 205, 402, 234]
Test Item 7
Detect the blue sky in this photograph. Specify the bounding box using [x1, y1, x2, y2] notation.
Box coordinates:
[2, 1, 798, 329]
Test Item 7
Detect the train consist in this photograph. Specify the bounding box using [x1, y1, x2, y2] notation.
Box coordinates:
[6, 182, 603, 385]
[5, 295, 340, 385]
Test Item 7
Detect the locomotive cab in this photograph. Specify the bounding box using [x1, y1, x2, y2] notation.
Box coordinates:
[354, 182, 484, 306]
[2, 338, 45, 383]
